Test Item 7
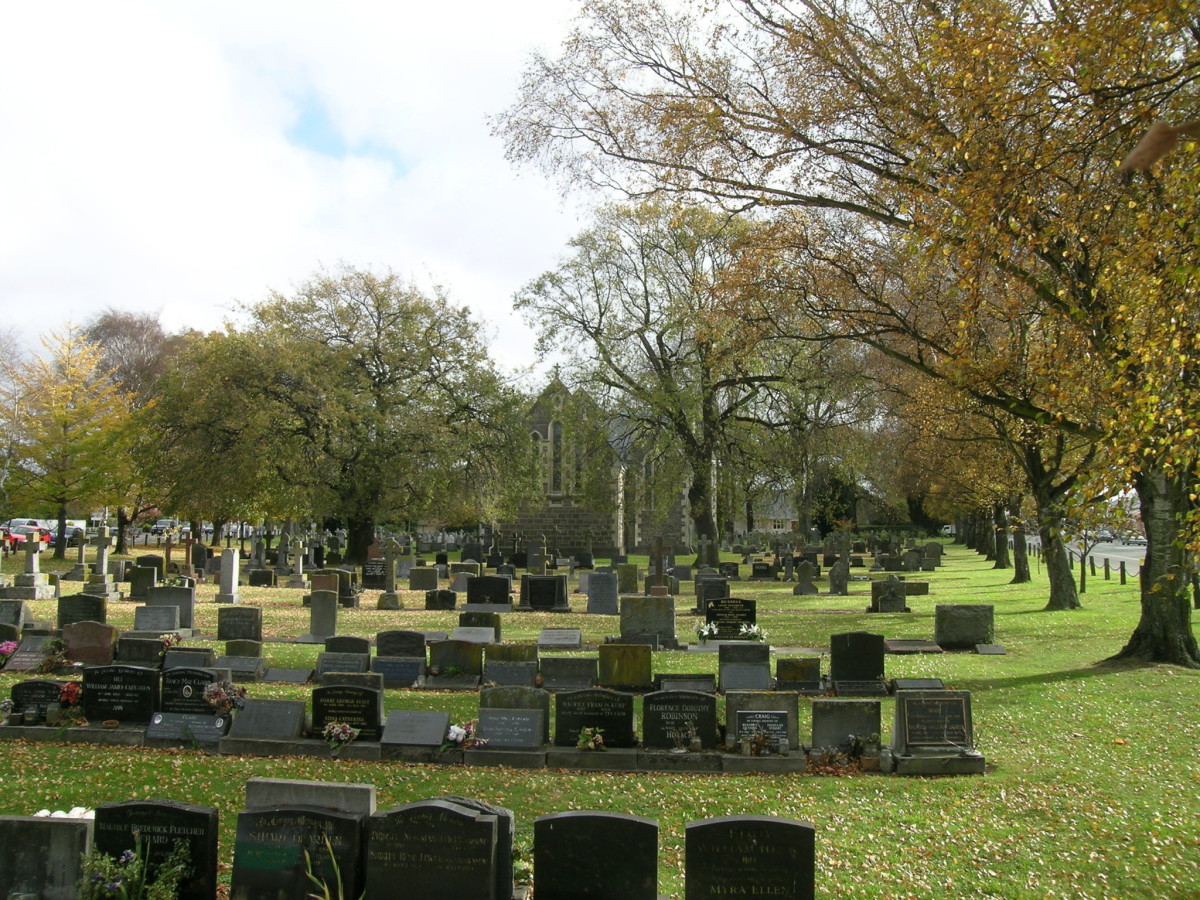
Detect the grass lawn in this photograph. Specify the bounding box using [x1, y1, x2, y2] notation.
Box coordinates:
[1, 544, 1197, 898]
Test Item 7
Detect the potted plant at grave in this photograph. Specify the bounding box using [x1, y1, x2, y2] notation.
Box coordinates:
[442, 720, 487, 751]
[577, 726, 606, 751]
[0, 640, 17, 668]
[77, 831, 191, 899]
[322, 721, 360, 757]
[35, 638, 71, 675]
[695, 622, 718, 644]
[0, 698, 15, 726]
[738, 623, 767, 642]
[202, 680, 247, 717]
[53, 681, 87, 727]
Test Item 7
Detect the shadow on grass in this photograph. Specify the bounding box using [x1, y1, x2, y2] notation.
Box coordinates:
[952, 658, 1165, 693]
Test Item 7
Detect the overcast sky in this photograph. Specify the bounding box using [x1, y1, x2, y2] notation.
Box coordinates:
[0, 1, 590, 373]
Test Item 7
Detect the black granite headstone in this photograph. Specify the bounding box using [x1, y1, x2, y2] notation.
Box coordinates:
[685, 816, 815, 900]
[94, 799, 219, 900]
[553, 688, 636, 748]
[642, 690, 719, 750]
[81, 665, 159, 723]
[230, 806, 364, 900]
[534, 811, 658, 900]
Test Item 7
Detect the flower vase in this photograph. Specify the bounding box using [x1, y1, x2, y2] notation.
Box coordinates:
[44, 704, 64, 726]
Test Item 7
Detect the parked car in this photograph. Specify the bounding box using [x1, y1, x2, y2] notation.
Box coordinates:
[940, 525, 956, 537]
[150, 518, 180, 535]
[1122, 533, 1148, 546]
[4, 525, 52, 550]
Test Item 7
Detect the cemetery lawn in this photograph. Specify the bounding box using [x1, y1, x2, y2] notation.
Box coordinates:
[2, 547, 1198, 898]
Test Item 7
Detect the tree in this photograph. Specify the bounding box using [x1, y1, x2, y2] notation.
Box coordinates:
[516, 203, 824, 564]
[144, 265, 537, 563]
[1, 330, 133, 557]
[501, 0, 1200, 665]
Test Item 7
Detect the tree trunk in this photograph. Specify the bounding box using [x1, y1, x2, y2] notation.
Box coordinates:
[211, 517, 227, 547]
[1008, 495, 1031, 584]
[980, 510, 997, 561]
[688, 463, 721, 566]
[53, 503, 68, 559]
[345, 515, 376, 565]
[1039, 519, 1081, 610]
[991, 501, 1010, 569]
[1110, 467, 1200, 666]
[115, 507, 130, 555]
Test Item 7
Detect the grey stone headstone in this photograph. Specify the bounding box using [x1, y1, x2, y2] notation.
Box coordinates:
[811, 698, 881, 752]
[0, 815, 92, 900]
[935, 605, 995, 649]
[381, 709, 449, 746]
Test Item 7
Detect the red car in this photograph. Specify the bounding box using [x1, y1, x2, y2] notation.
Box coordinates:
[3, 525, 52, 551]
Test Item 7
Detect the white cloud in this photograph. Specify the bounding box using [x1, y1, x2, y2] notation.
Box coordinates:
[0, 0, 589, 370]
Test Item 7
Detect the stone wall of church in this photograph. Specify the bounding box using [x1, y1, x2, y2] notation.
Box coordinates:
[498, 500, 619, 557]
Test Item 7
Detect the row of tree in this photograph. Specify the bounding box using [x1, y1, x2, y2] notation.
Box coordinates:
[499, 0, 1200, 666]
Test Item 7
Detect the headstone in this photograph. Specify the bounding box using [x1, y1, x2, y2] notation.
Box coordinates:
[484, 659, 539, 687]
[161, 667, 226, 715]
[466, 574, 512, 607]
[616, 563, 639, 593]
[381, 709, 449, 747]
[3, 635, 49, 673]
[459, 610, 502, 641]
[301, 590, 338, 643]
[218, 606, 263, 642]
[117, 635, 167, 667]
[230, 807, 364, 900]
[361, 558, 388, 590]
[534, 811, 659, 900]
[10, 678, 67, 718]
[409, 567, 439, 591]
[370, 656, 425, 688]
[829, 631, 886, 691]
[718, 642, 772, 692]
[225, 639, 263, 658]
[216, 548, 241, 605]
[145, 584, 197, 633]
[693, 576, 729, 615]
[734, 708, 791, 753]
[428, 639, 484, 676]
[891, 689, 985, 774]
[704, 597, 757, 640]
[477, 707, 545, 750]
[539, 657, 596, 692]
[376, 630, 426, 659]
[215, 655, 266, 683]
[537, 628, 581, 650]
[325, 635, 371, 655]
[657, 673, 717, 694]
[0, 815, 92, 900]
[619, 595, 676, 647]
[598, 643, 652, 689]
[134, 605, 180, 633]
[425, 589, 458, 610]
[523, 574, 569, 611]
[685, 816, 815, 900]
[129, 566, 158, 601]
[314, 652, 370, 679]
[811, 698, 882, 753]
[480, 685, 551, 743]
[553, 688, 636, 747]
[828, 558, 850, 595]
[775, 658, 822, 693]
[724, 691, 800, 750]
[642, 689, 719, 750]
[586, 571, 619, 615]
[56, 593, 107, 629]
[81, 664, 159, 722]
[226, 699, 306, 740]
[934, 605, 995, 649]
[93, 800, 219, 900]
[869, 575, 909, 613]
[364, 800, 497, 900]
[62, 619, 117, 665]
[792, 561, 818, 595]
[311, 684, 384, 740]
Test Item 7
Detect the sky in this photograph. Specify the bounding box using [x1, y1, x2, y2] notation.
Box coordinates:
[0, 1, 591, 373]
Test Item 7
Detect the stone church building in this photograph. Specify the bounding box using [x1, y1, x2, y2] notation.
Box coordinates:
[495, 380, 692, 558]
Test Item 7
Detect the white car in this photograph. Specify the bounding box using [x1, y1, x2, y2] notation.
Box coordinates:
[1122, 534, 1148, 546]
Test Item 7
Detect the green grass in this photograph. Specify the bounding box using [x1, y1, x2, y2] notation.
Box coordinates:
[2, 545, 1197, 898]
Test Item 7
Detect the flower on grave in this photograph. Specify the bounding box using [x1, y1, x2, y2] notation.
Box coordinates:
[577, 726, 606, 751]
[322, 721, 360, 750]
[158, 633, 182, 654]
[202, 680, 247, 716]
[0, 640, 17, 661]
[695, 622, 719, 643]
[77, 831, 190, 900]
[739, 623, 767, 642]
[443, 719, 487, 750]
[59, 681, 83, 707]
